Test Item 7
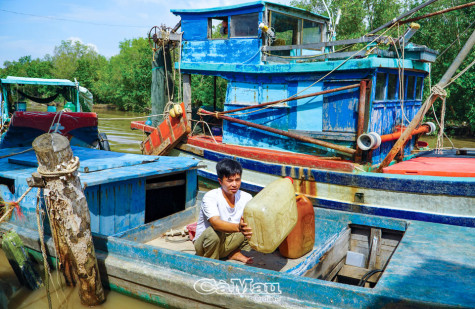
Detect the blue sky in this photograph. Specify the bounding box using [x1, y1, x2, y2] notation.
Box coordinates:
[0, 0, 292, 67]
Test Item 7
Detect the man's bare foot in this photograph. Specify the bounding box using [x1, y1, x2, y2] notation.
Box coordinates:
[228, 250, 253, 264]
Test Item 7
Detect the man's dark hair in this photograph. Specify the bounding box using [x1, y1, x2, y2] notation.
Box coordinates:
[216, 159, 242, 179]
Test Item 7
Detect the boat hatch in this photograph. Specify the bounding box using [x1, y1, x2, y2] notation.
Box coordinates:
[0, 177, 15, 194]
[145, 172, 187, 223]
[305, 224, 404, 288]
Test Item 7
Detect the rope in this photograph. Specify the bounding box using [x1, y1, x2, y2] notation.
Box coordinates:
[37, 156, 79, 178]
[445, 58, 475, 88]
[36, 190, 52, 309]
[437, 20, 475, 60]
[190, 118, 218, 144]
[178, 32, 183, 102]
[0, 187, 32, 223]
[218, 23, 399, 118]
[0, 147, 33, 159]
[98, 113, 166, 121]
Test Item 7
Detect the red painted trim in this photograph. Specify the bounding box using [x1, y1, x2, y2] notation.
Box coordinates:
[11, 111, 97, 133]
[187, 135, 355, 172]
[383, 157, 475, 177]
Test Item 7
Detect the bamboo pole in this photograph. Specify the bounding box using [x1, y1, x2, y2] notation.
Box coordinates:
[31, 133, 105, 305]
[199, 109, 356, 155]
[376, 29, 475, 172]
[398, 2, 475, 25]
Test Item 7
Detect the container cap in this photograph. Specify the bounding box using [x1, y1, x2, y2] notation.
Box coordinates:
[285, 176, 294, 184]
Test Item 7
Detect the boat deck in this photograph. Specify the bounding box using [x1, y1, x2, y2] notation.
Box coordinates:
[146, 225, 313, 272]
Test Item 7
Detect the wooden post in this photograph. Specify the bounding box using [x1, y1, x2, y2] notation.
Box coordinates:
[183, 74, 192, 126]
[31, 133, 105, 306]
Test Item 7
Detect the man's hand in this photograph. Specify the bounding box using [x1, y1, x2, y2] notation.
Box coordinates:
[239, 216, 252, 239]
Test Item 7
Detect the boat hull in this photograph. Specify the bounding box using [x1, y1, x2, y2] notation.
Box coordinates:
[171, 137, 475, 227]
[2, 205, 474, 308]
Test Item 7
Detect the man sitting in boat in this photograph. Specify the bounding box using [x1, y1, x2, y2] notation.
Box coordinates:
[194, 159, 253, 264]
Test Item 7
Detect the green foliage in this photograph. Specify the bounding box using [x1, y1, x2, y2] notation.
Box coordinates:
[290, 0, 475, 133]
[191, 75, 227, 110]
[92, 37, 152, 111]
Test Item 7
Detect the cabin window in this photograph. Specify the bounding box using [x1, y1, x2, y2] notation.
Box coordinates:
[406, 76, 416, 100]
[415, 77, 423, 100]
[375, 73, 386, 101]
[230, 13, 259, 37]
[208, 17, 228, 39]
[387, 74, 398, 100]
[302, 20, 322, 44]
[270, 11, 300, 55]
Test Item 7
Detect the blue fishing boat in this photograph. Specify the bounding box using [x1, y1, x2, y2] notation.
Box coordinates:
[1, 173, 474, 307]
[0, 76, 109, 150]
[133, 1, 475, 227]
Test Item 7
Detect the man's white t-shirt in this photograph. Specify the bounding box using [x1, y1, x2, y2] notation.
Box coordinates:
[194, 188, 252, 242]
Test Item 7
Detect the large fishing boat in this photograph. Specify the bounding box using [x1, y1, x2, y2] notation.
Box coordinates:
[0, 76, 109, 150]
[132, 1, 475, 227]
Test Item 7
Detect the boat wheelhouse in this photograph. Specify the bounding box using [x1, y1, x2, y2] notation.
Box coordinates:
[0, 76, 106, 149]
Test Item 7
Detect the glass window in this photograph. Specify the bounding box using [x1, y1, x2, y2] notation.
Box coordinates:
[406, 76, 415, 100]
[208, 17, 228, 39]
[388, 74, 398, 100]
[302, 20, 322, 44]
[270, 11, 300, 56]
[415, 77, 423, 100]
[375, 73, 386, 101]
[230, 13, 259, 37]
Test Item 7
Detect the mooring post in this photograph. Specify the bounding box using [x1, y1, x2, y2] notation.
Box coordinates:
[31, 133, 105, 306]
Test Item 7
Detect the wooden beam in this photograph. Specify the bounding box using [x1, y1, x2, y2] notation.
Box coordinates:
[183, 74, 191, 126]
[367, 228, 382, 270]
[146, 179, 186, 190]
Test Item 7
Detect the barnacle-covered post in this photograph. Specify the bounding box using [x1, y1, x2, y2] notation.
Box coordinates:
[31, 133, 105, 306]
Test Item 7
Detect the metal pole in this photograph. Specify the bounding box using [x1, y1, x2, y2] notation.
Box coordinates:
[199, 109, 356, 155]
[398, 2, 475, 25]
[369, 0, 439, 34]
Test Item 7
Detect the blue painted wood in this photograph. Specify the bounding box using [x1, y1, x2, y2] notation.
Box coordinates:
[0, 146, 198, 236]
[185, 170, 198, 208]
[3, 205, 475, 308]
[198, 148, 475, 197]
[9, 146, 161, 173]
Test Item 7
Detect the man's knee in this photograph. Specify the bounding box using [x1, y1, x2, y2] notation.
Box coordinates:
[202, 228, 221, 249]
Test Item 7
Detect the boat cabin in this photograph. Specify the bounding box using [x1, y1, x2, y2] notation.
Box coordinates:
[0, 76, 99, 149]
[173, 1, 437, 166]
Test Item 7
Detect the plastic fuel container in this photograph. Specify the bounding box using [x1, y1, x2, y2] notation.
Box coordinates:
[243, 177, 297, 253]
[279, 195, 315, 258]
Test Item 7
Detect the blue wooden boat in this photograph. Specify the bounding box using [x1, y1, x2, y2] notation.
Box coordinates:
[1, 155, 474, 308]
[133, 1, 475, 227]
[0, 76, 109, 150]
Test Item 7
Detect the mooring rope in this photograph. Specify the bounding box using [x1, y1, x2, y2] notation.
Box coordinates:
[36, 190, 52, 309]
[37, 156, 79, 178]
[0, 187, 32, 223]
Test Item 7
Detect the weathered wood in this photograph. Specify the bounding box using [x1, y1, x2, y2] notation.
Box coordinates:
[367, 228, 382, 270]
[338, 265, 382, 284]
[146, 179, 185, 190]
[32, 133, 105, 306]
[183, 74, 192, 126]
[305, 228, 350, 279]
[200, 109, 357, 155]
